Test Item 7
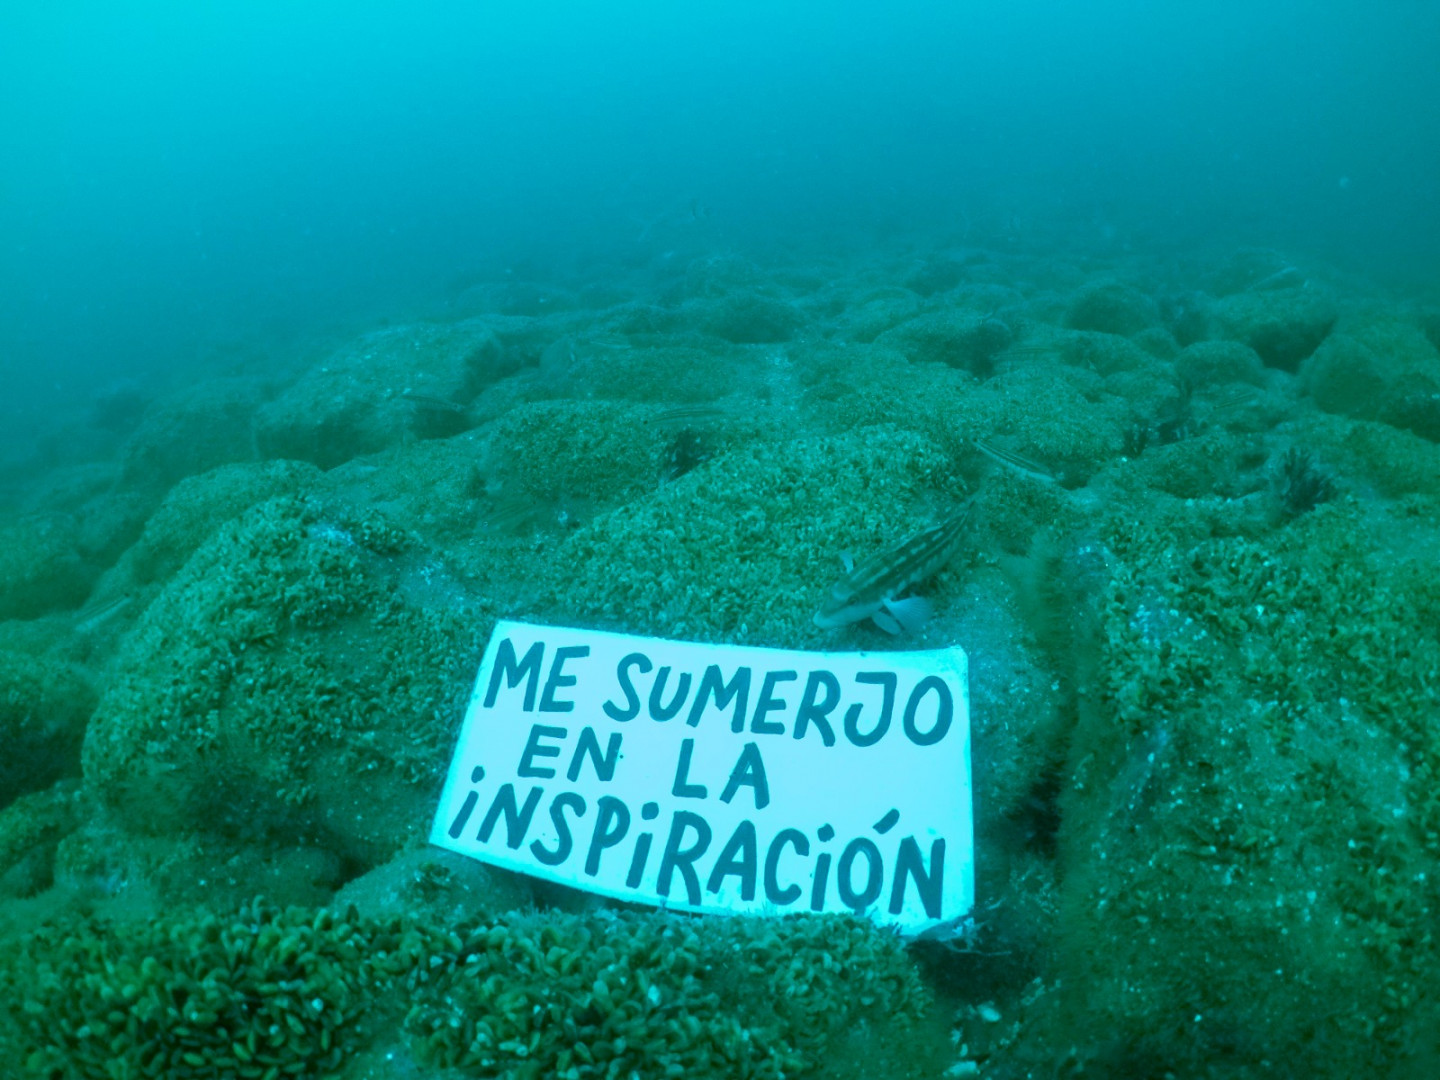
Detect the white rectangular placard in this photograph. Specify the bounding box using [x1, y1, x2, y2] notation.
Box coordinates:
[430, 620, 973, 935]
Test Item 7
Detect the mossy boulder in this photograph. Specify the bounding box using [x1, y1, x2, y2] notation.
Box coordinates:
[119, 377, 266, 490]
[1046, 503, 1440, 1074]
[0, 901, 436, 1079]
[1212, 287, 1336, 372]
[333, 845, 533, 926]
[0, 651, 95, 812]
[903, 253, 972, 296]
[82, 496, 489, 868]
[1174, 339, 1267, 388]
[533, 339, 768, 408]
[1420, 306, 1440, 353]
[1203, 247, 1299, 296]
[1302, 316, 1440, 441]
[109, 459, 322, 589]
[833, 287, 923, 343]
[951, 566, 1068, 832]
[1055, 329, 1158, 377]
[0, 514, 94, 619]
[1294, 413, 1440, 499]
[0, 781, 86, 899]
[471, 399, 676, 531]
[1064, 280, 1160, 337]
[407, 909, 946, 1080]
[17, 463, 154, 564]
[539, 425, 964, 645]
[683, 253, 768, 299]
[0, 901, 944, 1080]
[1108, 429, 1266, 501]
[878, 309, 1015, 377]
[1160, 290, 1216, 347]
[691, 292, 803, 344]
[254, 319, 509, 469]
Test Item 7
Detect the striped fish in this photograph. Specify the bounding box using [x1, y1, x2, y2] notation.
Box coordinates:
[1205, 387, 1258, 414]
[75, 593, 133, 634]
[974, 438, 1057, 484]
[813, 506, 972, 633]
[400, 391, 467, 414]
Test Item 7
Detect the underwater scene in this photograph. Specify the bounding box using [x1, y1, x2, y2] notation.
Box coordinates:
[3, 2, 1440, 1078]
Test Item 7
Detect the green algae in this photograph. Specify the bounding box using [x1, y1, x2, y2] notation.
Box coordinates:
[118, 377, 267, 491]
[408, 909, 942, 1080]
[0, 782, 86, 901]
[81, 496, 488, 867]
[111, 460, 323, 589]
[539, 424, 964, 645]
[0, 515, 96, 621]
[1064, 279, 1162, 337]
[0, 902, 944, 1080]
[1304, 311, 1440, 440]
[1041, 496, 1440, 1073]
[1, 900, 433, 1079]
[7, 244, 1440, 1076]
[0, 650, 96, 813]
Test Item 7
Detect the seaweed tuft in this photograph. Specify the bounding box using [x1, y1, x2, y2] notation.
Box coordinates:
[1275, 446, 1336, 516]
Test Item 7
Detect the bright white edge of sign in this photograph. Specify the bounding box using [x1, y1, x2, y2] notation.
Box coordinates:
[430, 620, 975, 939]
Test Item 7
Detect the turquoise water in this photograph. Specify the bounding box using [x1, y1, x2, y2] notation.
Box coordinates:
[3, 3, 1440, 1077]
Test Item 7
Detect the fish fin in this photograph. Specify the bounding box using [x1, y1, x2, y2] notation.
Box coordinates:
[840, 552, 854, 573]
[881, 595, 933, 633]
[871, 609, 904, 634]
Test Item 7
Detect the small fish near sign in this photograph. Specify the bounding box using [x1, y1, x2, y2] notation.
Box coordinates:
[431, 620, 974, 937]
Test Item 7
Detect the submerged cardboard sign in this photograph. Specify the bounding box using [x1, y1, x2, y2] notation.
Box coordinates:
[431, 620, 973, 935]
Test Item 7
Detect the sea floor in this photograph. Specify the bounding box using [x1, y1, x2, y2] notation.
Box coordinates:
[4, 239, 1440, 1078]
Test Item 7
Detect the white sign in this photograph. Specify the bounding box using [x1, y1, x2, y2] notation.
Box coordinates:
[430, 620, 974, 935]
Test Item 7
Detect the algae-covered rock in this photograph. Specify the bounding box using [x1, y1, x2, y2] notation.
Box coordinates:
[1, 900, 435, 1079]
[0, 651, 95, 812]
[0, 514, 94, 620]
[1160, 289, 1217, 347]
[1203, 247, 1301, 296]
[407, 908, 946, 1080]
[20, 462, 120, 515]
[1056, 328, 1158, 377]
[1421, 306, 1440, 353]
[972, 361, 1128, 481]
[472, 399, 675, 530]
[254, 319, 510, 469]
[0, 900, 944, 1080]
[691, 291, 803, 344]
[82, 496, 489, 868]
[1131, 324, 1180, 360]
[334, 845, 533, 926]
[878, 308, 1015, 376]
[950, 566, 1068, 834]
[1212, 286, 1336, 372]
[1064, 280, 1160, 337]
[534, 337, 769, 408]
[1295, 413, 1440, 499]
[110, 458, 322, 588]
[833, 286, 924, 343]
[0, 781, 85, 899]
[48, 819, 346, 913]
[1045, 503, 1440, 1074]
[1303, 316, 1440, 441]
[1108, 428, 1267, 501]
[541, 425, 964, 645]
[903, 252, 984, 296]
[1174, 338, 1267, 388]
[119, 376, 266, 489]
[683, 252, 769, 299]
